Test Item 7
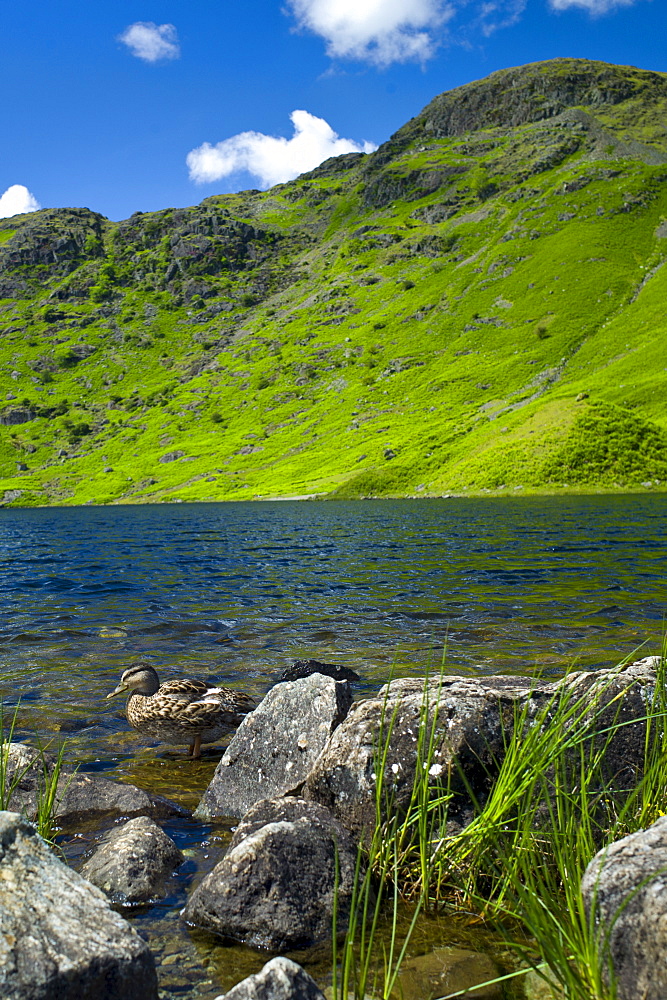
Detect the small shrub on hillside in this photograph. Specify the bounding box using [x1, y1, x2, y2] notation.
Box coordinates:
[83, 233, 104, 258]
[468, 166, 498, 201]
[67, 422, 91, 441]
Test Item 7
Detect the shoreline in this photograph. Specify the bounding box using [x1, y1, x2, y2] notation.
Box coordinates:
[1, 482, 666, 509]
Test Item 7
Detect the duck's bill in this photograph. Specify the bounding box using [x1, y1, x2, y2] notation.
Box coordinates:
[106, 683, 127, 699]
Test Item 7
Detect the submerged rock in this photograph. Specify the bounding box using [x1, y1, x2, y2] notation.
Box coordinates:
[2, 743, 190, 825]
[183, 796, 359, 951]
[581, 813, 667, 1000]
[80, 815, 183, 905]
[195, 673, 352, 820]
[397, 946, 502, 1000]
[217, 957, 326, 1000]
[0, 810, 158, 1000]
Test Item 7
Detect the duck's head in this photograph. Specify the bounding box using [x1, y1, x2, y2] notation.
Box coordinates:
[106, 662, 160, 699]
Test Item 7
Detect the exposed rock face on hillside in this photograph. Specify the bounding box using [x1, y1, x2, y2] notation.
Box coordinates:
[0, 208, 105, 297]
[393, 58, 667, 144]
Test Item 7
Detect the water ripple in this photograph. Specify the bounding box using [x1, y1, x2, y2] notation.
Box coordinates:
[0, 497, 665, 730]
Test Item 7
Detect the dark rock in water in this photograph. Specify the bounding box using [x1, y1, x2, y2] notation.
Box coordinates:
[194, 673, 352, 821]
[3, 744, 190, 826]
[79, 816, 183, 905]
[304, 658, 659, 838]
[0, 810, 158, 999]
[220, 957, 326, 1000]
[183, 796, 359, 951]
[582, 814, 667, 1000]
[61, 773, 190, 825]
[277, 658, 361, 684]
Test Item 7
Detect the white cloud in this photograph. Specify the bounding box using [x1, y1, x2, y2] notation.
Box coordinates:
[0, 184, 40, 219]
[187, 110, 376, 189]
[477, 0, 527, 35]
[549, 0, 635, 10]
[118, 22, 180, 62]
[286, 0, 453, 65]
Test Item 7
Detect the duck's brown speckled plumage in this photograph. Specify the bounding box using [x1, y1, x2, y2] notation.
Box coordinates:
[107, 662, 255, 757]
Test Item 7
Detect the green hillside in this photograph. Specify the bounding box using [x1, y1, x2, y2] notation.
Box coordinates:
[2, 57, 667, 507]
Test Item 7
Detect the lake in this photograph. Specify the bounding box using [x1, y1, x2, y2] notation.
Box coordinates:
[1, 495, 665, 997]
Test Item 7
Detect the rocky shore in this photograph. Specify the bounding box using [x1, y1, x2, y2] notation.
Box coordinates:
[1, 655, 666, 999]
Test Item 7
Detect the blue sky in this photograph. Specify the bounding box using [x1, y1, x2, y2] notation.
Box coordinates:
[1, 0, 664, 221]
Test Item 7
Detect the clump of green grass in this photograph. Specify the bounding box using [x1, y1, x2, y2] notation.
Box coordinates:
[334, 650, 667, 1000]
[1, 701, 72, 843]
[540, 401, 667, 486]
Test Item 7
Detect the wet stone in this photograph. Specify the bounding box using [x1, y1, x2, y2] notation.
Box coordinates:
[217, 957, 326, 1000]
[2, 743, 190, 826]
[0, 810, 158, 1000]
[79, 815, 184, 905]
[183, 796, 359, 952]
[397, 946, 502, 1000]
[195, 673, 352, 821]
[276, 659, 361, 685]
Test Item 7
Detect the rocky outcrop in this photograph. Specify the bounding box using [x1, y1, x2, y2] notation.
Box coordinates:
[581, 814, 667, 1000]
[0, 407, 36, 426]
[0, 208, 106, 297]
[218, 957, 326, 1000]
[183, 796, 359, 951]
[111, 205, 289, 292]
[0, 811, 158, 1000]
[392, 58, 667, 146]
[79, 816, 183, 905]
[303, 659, 658, 837]
[195, 673, 352, 821]
[3, 743, 189, 825]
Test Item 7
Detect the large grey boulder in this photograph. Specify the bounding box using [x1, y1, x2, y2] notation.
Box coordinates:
[183, 796, 359, 951]
[217, 957, 326, 1000]
[581, 814, 667, 1000]
[3, 743, 189, 825]
[0, 811, 158, 1000]
[303, 659, 658, 837]
[195, 673, 352, 821]
[80, 815, 183, 905]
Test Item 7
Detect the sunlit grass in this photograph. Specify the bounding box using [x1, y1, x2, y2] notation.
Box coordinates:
[333, 649, 667, 1000]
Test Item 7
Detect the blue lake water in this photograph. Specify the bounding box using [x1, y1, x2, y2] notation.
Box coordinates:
[1, 496, 666, 722]
[1, 495, 665, 997]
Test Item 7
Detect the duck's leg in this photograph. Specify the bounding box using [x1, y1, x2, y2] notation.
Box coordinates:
[190, 733, 202, 759]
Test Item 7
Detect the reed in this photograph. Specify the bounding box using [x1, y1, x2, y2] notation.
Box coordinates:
[332, 649, 667, 1000]
[0, 701, 71, 843]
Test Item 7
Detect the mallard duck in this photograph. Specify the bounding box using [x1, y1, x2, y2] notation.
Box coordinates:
[106, 662, 255, 758]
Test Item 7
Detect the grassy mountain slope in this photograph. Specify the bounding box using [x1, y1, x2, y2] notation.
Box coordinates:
[1, 57, 667, 507]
